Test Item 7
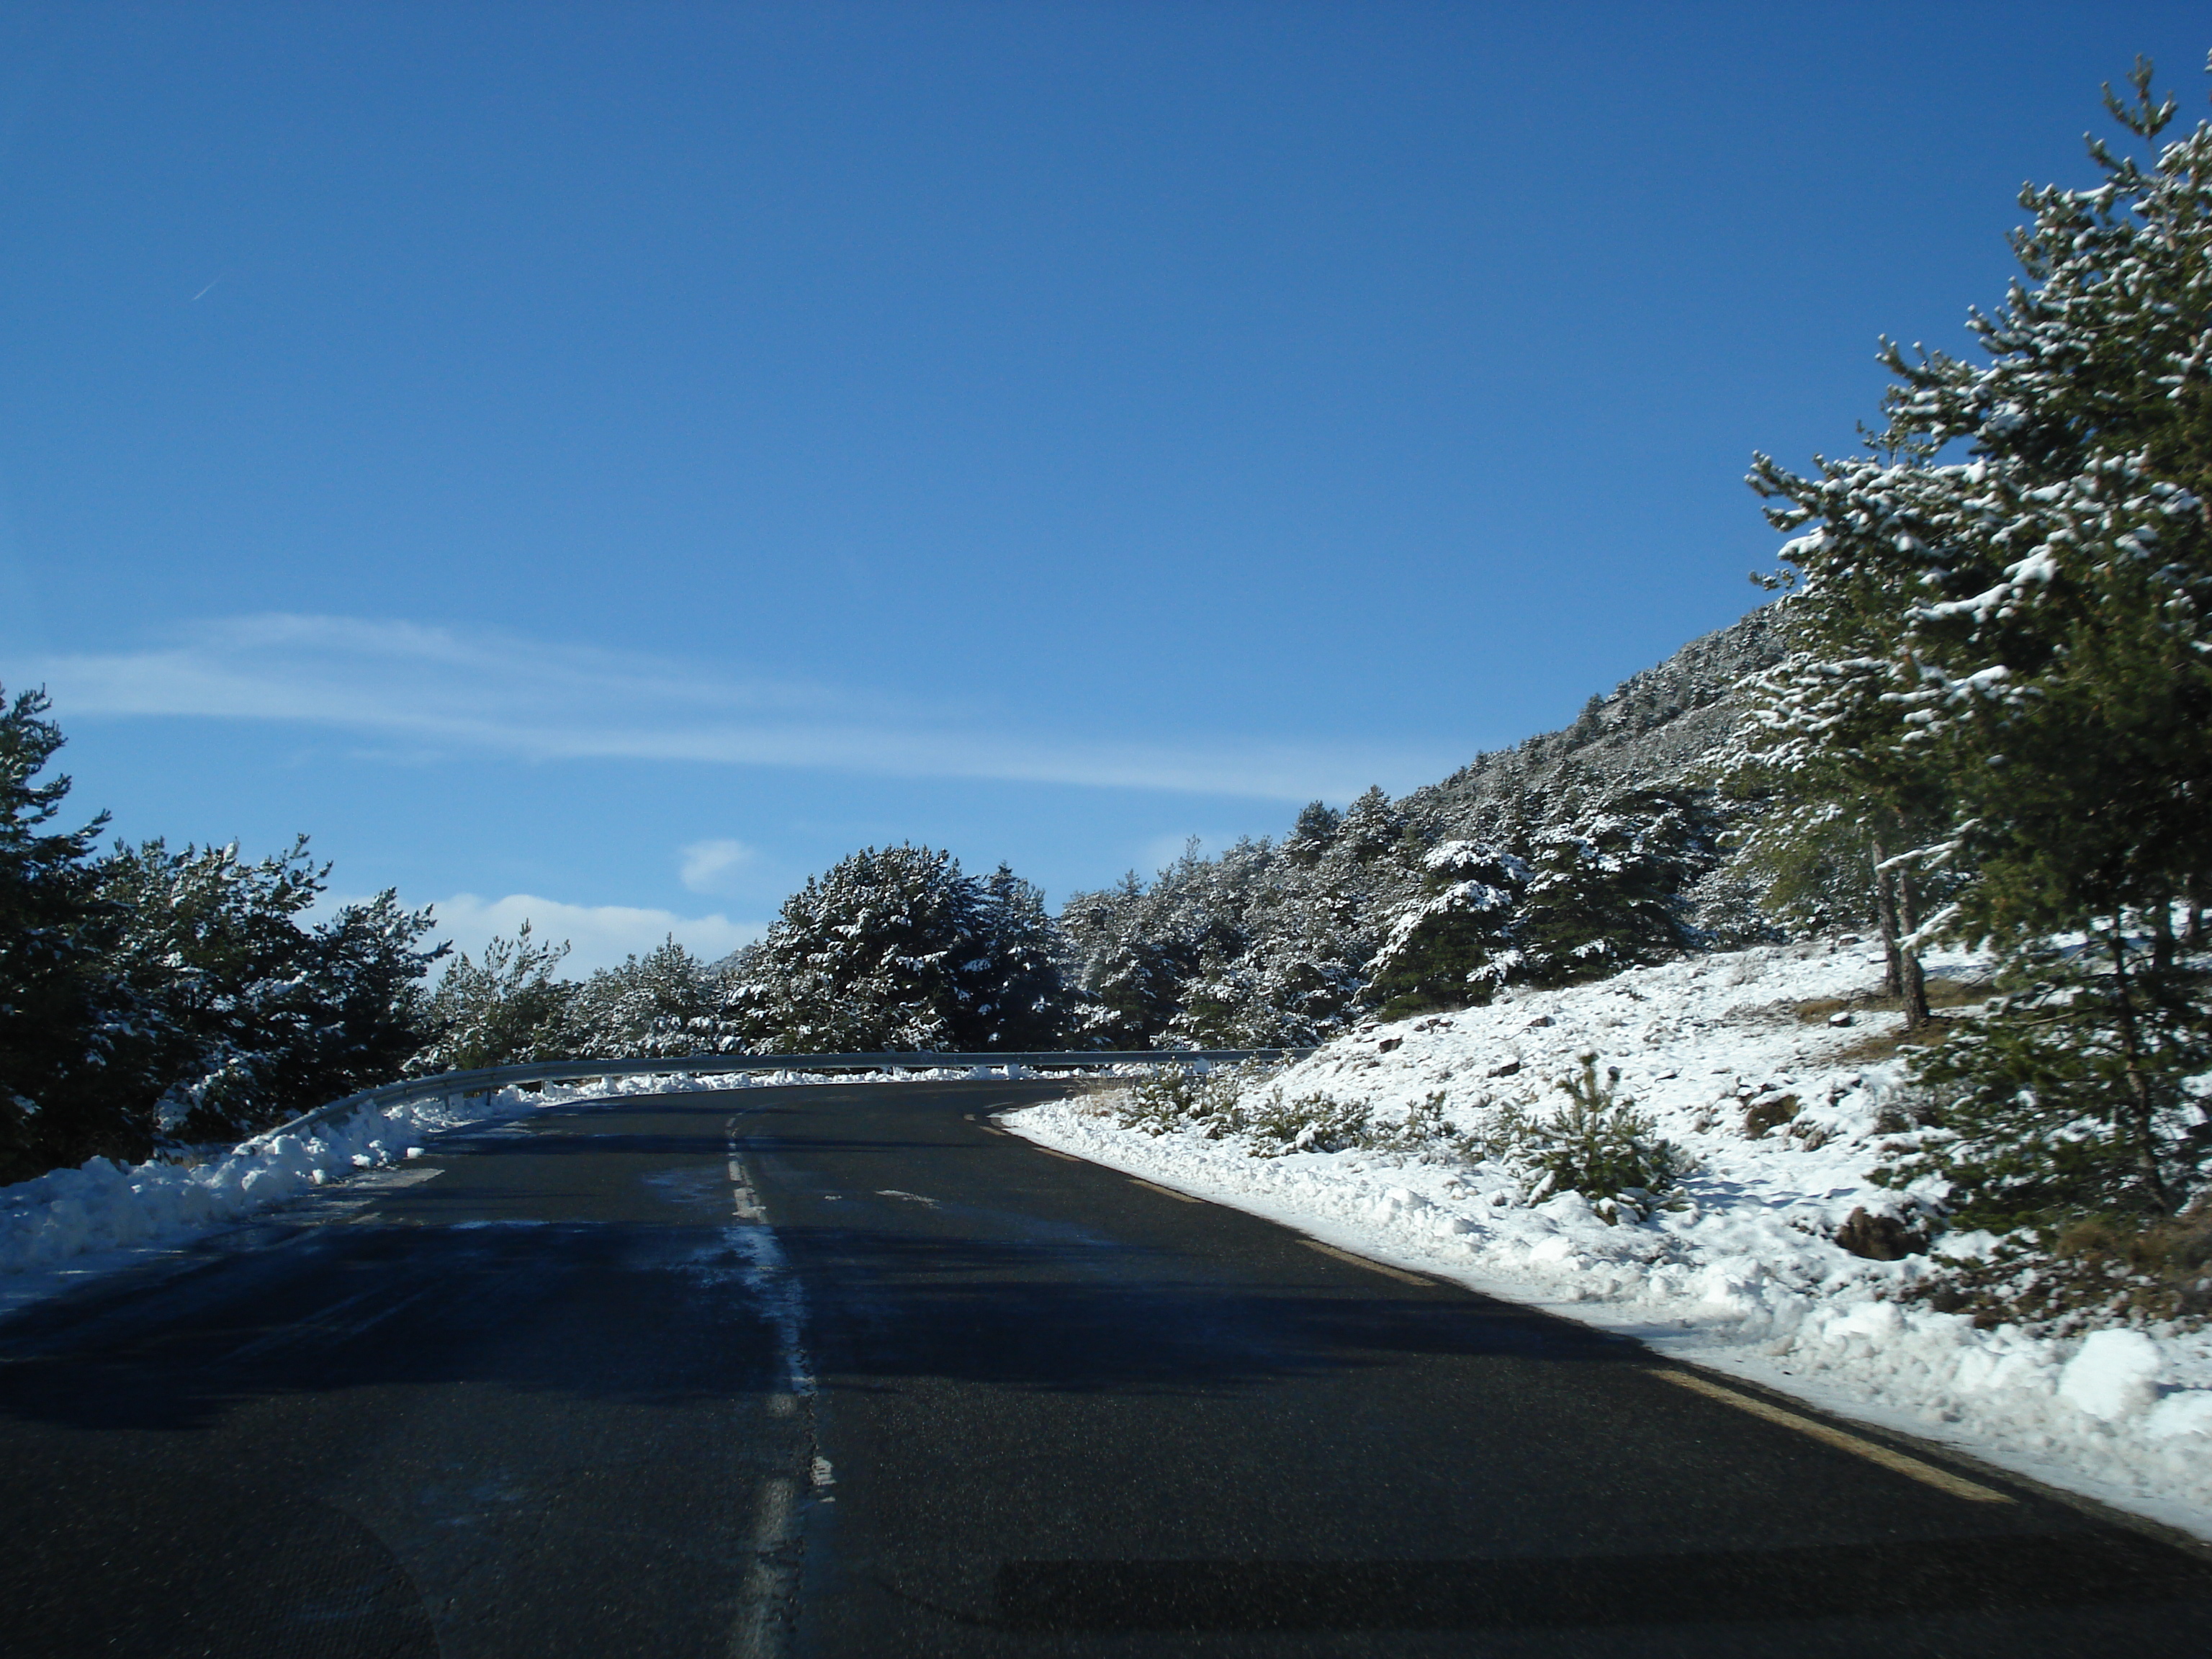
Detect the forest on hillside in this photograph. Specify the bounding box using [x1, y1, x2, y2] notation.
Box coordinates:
[0, 608, 1776, 1186]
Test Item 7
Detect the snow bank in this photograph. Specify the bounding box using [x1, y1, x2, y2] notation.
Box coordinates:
[1004, 939, 2212, 1540]
[1, 1085, 543, 1283]
[0, 1061, 1056, 1303]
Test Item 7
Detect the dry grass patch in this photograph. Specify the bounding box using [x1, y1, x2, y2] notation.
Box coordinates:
[1830, 1018, 1966, 1066]
[1794, 977, 1990, 1025]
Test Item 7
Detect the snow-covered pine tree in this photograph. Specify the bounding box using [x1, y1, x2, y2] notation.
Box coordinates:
[1760, 62, 2212, 958]
[967, 866, 1071, 1048]
[1365, 839, 1529, 1019]
[729, 845, 1069, 1053]
[408, 922, 577, 1074]
[2, 693, 446, 1172]
[1281, 800, 1343, 869]
[1056, 873, 1182, 1047]
[1334, 786, 1408, 863]
[297, 889, 447, 1100]
[0, 686, 132, 1179]
[1059, 838, 1265, 1047]
[1193, 877, 1380, 1046]
[1516, 786, 1719, 986]
[1719, 623, 1951, 1025]
[568, 937, 742, 1058]
[1757, 56, 2212, 1241]
[102, 836, 442, 1140]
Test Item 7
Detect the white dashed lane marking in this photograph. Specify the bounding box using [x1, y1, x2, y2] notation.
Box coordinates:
[721, 1111, 817, 1658]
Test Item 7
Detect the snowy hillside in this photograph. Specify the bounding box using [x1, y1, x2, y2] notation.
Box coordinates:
[1006, 935, 2212, 1540]
[1403, 604, 1787, 839]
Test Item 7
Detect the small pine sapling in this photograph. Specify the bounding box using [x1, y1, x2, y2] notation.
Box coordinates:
[1488, 1054, 1686, 1224]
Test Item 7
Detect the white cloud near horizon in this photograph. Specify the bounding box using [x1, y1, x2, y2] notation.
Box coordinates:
[427, 891, 764, 977]
[679, 837, 756, 894]
[14, 613, 1455, 801]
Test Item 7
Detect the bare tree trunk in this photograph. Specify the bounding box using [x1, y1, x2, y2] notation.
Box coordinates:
[2107, 927, 2174, 1215]
[1894, 860, 1933, 1030]
[1871, 832, 1905, 998]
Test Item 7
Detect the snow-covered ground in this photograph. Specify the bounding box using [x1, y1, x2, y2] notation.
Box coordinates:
[1004, 938, 2212, 1542]
[0, 1062, 1045, 1318]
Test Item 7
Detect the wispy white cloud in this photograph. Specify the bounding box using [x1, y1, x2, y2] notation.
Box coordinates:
[14, 613, 1452, 801]
[427, 891, 763, 977]
[680, 837, 756, 894]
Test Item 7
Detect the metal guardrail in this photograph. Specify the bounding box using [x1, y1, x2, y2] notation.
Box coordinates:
[251, 1048, 1314, 1146]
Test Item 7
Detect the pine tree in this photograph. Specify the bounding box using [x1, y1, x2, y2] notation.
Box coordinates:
[1888, 940, 2212, 1233]
[1366, 840, 1530, 1019]
[1517, 787, 1719, 986]
[410, 923, 577, 1074]
[1755, 55, 2212, 1237]
[730, 845, 1069, 1053]
[0, 687, 127, 1179]
[967, 866, 1071, 1048]
[102, 836, 441, 1138]
[1057, 873, 1183, 1047]
[298, 889, 447, 1099]
[1756, 60, 2212, 965]
[1335, 786, 1408, 864]
[1060, 838, 1264, 1047]
[1720, 626, 1951, 1025]
[1282, 801, 1343, 869]
[569, 937, 741, 1058]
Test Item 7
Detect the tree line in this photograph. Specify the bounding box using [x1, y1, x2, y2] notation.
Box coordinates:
[0, 678, 1726, 1187]
[0, 689, 441, 1184]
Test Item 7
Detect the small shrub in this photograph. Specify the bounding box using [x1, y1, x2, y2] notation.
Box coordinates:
[1879, 960, 2212, 1235]
[1113, 1060, 1378, 1155]
[1241, 1088, 1372, 1155]
[1907, 1210, 2212, 1333]
[1116, 1068, 1205, 1134]
[1480, 1054, 1684, 1223]
[1114, 1059, 1282, 1139]
[1365, 1090, 1461, 1156]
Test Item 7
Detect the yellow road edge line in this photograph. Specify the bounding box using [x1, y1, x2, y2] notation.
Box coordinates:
[1035, 1146, 1083, 1162]
[1655, 1368, 2013, 1504]
[1128, 1177, 1203, 1205]
[1299, 1238, 1434, 1286]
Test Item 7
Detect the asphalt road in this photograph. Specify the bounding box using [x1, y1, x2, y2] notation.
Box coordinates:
[3, 1079, 2209, 1658]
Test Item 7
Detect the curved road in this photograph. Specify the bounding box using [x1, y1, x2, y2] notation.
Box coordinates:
[3, 1079, 2208, 1656]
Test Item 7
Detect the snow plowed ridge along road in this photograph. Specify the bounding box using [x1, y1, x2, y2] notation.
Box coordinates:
[3, 1079, 2210, 1657]
[1002, 938, 2212, 1541]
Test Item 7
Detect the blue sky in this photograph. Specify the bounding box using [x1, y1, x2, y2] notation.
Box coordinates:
[1, 2, 2205, 971]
